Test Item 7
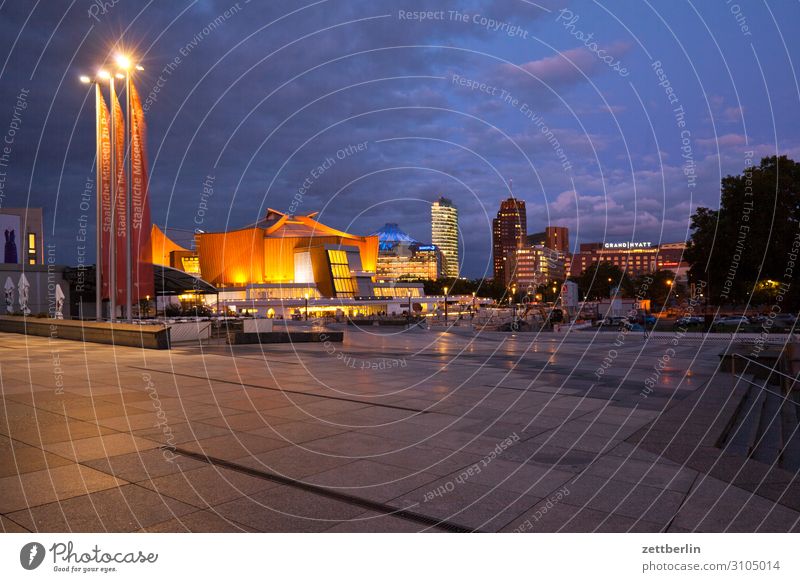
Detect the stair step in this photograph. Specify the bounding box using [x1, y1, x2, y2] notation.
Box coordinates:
[780, 393, 800, 471]
[752, 390, 783, 463]
[725, 382, 766, 457]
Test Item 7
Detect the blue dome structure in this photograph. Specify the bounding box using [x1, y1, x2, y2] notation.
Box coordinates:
[370, 223, 418, 251]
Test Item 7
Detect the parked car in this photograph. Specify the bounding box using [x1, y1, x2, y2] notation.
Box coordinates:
[772, 313, 797, 327]
[596, 316, 627, 327]
[713, 315, 749, 327]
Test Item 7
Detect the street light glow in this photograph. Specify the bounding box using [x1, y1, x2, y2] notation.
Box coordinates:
[115, 54, 132, 69]
[135, 64, 144, 71]
[97, 69, 110, 79]
[79, 75, 91, 84]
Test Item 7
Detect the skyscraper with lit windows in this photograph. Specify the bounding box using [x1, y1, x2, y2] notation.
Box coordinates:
[492, 195, 527, 286]
[431, 197, 459, 278]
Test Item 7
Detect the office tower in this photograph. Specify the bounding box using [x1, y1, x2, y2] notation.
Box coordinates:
[492, 196, 527, 286]
[431, 197, 459, 278]
[545, 226, 569, 254]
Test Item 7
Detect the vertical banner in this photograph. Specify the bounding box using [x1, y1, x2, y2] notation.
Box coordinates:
[129, 81, 155, 303]
[97, 86, 112, 301]
[111, 84, 127, 307]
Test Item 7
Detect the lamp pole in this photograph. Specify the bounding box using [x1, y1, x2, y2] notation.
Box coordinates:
[108, 74, 117, 322]
[114, 54, 141, 322]
[407, 291, 412, 329]
[304, 293, 309, 321]
[443, 286, 448, 323]
[124, 67, 132, 322]
[82, 77, 103, 321]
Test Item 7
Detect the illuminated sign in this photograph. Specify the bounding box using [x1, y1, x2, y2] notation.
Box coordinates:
[603, 242, 653, 249]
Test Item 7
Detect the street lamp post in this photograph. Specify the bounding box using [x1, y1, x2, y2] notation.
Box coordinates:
[80, 73, 106, 321]
[304, 293, 309, 321]
[407, 291, 412, 329]
[443, 286, 448, 323]
[82, 69, 117, 321]
[114, 54, 143, 322]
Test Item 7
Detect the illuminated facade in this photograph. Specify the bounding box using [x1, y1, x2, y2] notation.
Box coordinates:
[1, 207, 43, 265]
[512, 245, 565, 289]
[152, 210, 379, 299]
[566, 241, 689, 279]
[372, 223, 443, 281]
[431, 197, 459, 277]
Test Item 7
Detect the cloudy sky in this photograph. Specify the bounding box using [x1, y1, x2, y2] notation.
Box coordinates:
[1, 0, 798, 278]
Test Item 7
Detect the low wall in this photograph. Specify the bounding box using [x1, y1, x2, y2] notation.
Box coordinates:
[0, 316, 169, 349]
[230, 330, 343, 345]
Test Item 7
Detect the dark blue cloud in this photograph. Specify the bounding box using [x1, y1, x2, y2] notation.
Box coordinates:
[0, 0, 798, 276]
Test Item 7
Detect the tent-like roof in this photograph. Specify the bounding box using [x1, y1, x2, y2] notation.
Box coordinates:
[370, 223, 418, 251]
[153, 265, 217, 295]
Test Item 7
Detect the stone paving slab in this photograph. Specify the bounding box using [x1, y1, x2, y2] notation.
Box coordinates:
[1, 330, 797, 532]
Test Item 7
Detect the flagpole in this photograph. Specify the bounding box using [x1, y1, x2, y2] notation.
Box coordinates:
[125, 70, 132, 322]
[109, 77, 117, 323]
[94, 84, 102, 321]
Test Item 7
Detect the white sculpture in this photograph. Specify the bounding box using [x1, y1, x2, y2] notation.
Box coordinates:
[18, 273, 30, 316]
[4, 277, 13, 314]
[54, 284, 65, 320]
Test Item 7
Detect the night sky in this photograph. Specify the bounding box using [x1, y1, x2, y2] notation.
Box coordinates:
[1, 0, 798, 278]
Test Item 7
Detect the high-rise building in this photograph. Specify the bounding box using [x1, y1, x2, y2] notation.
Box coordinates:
[512, 245, 565, 289]
[431, 197, 459, 278]
[545, 226, 569, 254]
[492, 196, 527, 286]
[527, 226, 569, 254]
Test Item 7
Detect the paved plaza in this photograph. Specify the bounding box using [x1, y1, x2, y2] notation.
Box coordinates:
[1, 327, 798, 532]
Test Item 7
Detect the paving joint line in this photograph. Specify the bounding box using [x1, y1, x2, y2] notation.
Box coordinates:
[167, 446, 475, 533]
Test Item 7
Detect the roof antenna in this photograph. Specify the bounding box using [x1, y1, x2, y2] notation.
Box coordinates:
[509, 177, 514, 199]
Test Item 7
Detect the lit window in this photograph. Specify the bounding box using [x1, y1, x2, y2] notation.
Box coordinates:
[328, 249, 356, 297]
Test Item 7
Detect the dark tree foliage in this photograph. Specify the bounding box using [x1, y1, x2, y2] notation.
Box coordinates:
[415, 278, 506, 300]
[576, 261, 633, 300]
[686, 156, 800, 309]
[634, 269, 677, 307]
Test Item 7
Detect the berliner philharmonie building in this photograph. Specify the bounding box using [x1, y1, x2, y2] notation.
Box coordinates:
[150, 209, 434, 318]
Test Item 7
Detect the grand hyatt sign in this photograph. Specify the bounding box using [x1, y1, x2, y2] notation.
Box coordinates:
[602, 242, 653, 249]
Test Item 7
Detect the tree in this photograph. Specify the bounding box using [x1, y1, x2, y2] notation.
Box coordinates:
[416, 278, 506, 301]
[686, 156, 800, 308]
[577, 261, 632, 300]
[634, 269, 677, 307]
